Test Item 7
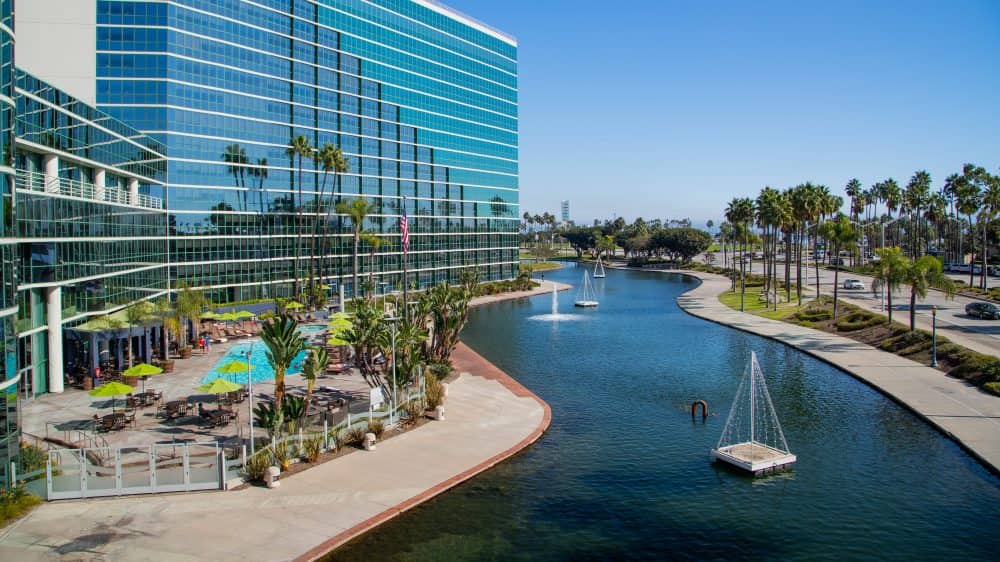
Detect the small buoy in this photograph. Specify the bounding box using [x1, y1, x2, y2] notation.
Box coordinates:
[691, 400, 709, 420]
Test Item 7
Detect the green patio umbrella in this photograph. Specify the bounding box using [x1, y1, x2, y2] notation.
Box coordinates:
[89, 381, 136, 412]
[216, 312, 239, 322]
[198, 378, 243, 395]
[326, 335, 350, 346]
[214, 360, 252, 384]
[234, 310, 256, 319]
[285, 301, 305, 310]
[122, 362, 164, 393]
[200, 311, 220, 320]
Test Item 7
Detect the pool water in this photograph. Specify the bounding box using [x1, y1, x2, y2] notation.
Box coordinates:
[201, 341, 310, 385]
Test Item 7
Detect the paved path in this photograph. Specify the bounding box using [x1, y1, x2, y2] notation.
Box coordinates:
[673, 270, 1000, 474]
[0, 344, 551, 561]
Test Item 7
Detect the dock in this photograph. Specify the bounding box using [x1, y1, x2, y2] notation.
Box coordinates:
[712, 441, 796, 475]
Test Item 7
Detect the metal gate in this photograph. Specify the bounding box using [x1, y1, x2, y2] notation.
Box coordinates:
[46, 442, 225, 500]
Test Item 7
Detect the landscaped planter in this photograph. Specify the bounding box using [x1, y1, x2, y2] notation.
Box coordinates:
[162, 360, 175, 373]
[179, 347, 193, 359]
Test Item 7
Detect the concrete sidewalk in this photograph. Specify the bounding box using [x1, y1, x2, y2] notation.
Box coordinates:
[0, 344, 550, 561]
[674, 271, 1000, 475]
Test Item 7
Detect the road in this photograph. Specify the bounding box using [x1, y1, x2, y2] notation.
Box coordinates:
[723, 255, 1000, 356]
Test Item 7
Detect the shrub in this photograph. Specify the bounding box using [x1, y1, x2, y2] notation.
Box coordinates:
[425, 376, 444, 410]
[837, 311, 882, 332]
[367, 417, 385, 438]
[342, 425, 367, 448]
[271, 441, 294, 471]
[404, 399, 426, 425]
[795, 309, 832, 322]
[427, 361, 453, 381]
[19, 443, 47, 474]
[325, 430, 341, 452]
[983, 382, 1000, 396]
[244, 452, 271, 481]
[0, 486, 41, 527]
[303, 436, 323, 463]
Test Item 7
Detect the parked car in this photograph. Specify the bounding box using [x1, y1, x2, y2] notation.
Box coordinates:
[965, 302, 1000, 320]
[830, 257, 845, 266]
[843, 279, 865, 290]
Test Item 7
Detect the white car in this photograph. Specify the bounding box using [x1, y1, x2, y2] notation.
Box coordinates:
[843, 279, 865, 290]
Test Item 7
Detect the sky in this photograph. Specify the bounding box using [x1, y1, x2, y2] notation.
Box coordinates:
[452, 0, 1000, 228]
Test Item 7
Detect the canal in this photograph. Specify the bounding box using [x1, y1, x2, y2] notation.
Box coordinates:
[332, 264, 1000, 560]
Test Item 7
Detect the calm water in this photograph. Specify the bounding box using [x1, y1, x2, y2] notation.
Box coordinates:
[331, 264, 1000, 561]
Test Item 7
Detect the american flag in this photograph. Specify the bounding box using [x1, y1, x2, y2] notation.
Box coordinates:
[400, 198, 409, 254]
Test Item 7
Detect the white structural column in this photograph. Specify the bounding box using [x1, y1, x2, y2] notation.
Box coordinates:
[43, 154, 59, 193]
[94, 167, 106, 202]
[128, 177, 139, 205]
[46, 286, 65, 393]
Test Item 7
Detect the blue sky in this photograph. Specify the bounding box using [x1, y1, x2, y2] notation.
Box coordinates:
[456, 0, 1000, 227]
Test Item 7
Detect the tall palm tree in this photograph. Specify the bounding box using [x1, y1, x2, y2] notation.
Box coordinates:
[902, 255, 954, 331]
[300, 346, 329, 419]
[336, 197, 375, 300]
[955, 165, 983, 287]
[261, 315, 307, 414]
[174, 281, 211, 351]
[360, 230, 384, 299]
[725, 197, 755, 311]
[818, 215, 858, 319]
[873, 247, 907, 325]
[978, 170, 1000, 290]
[311, 143, 349, 295]
[905, 170, 932, 258]
[286, 135, 313, 296]
[845, 179, 862, 223]
[755, 187, 782, 305]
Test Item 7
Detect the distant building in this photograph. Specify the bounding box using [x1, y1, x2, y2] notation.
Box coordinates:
[561, 200, 570, 224]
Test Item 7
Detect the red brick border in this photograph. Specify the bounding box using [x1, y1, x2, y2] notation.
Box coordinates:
[294, 342, 552, 562]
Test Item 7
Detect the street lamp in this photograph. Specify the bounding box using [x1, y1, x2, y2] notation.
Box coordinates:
[379, 281, 389, 313]
[245, 343, 255, 457]
[931, 306, 938, 368]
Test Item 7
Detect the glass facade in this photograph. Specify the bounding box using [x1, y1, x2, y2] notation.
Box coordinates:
[96, 0, 519, 301]
[0, 0, 17, 487]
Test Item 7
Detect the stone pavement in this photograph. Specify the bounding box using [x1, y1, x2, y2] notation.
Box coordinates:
[0, 344, 551, 561]
[674, 270, 1000, 474]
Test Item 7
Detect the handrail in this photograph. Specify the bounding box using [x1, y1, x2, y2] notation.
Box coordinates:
[15, 169, 163, 210]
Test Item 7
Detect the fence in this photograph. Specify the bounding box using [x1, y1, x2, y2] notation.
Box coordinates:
[45, 442, 224, 500]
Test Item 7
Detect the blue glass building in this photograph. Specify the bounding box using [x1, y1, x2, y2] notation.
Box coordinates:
[90, 0, 519, 302]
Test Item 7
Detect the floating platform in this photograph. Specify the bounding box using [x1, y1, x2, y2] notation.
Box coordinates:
[712, 441, 796, 475]
[574, 300, 598, 307]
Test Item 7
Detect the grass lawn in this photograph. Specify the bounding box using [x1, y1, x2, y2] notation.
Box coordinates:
[528, 261, 563, 272]
[718, 288, 804, 319]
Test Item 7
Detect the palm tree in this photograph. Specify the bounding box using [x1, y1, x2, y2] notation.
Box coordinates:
[818, 215, 858, 319]
[755, 187, 782, 305]
[872, 247, 907, 325]
[902, 255, 954, 331]
[286, 135, 313, 296]
[124, 300, 154, 367]
[300, 346, 329, 419]
[360, 230, 384, 299]
[261, 315, 307, 414]
[954, 169, 981, 287]
[979, 173, 1000, 290]
[312, 143, 349, 295]
[174, 281, 210, 351]
[725, 197, 755, 310]
[904, 171, 932, 258]
[336, 196, 375, 300]
[845, 179, 862, 223]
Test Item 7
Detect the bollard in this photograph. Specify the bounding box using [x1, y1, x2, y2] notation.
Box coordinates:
[433, 405, 445, 421]
[441, 383, 449, 398]
[265, 466, 281, 489]
[363, 432, 377, 451]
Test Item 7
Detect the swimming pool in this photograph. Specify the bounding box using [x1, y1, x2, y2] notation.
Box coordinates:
[201, 342, 309, 385]
[298, 324, 327, 335]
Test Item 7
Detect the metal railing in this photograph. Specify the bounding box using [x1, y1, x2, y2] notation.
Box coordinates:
[16, 169, 163, 210]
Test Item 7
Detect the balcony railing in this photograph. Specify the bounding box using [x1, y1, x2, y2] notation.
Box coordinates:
[15, 169, 163, 210]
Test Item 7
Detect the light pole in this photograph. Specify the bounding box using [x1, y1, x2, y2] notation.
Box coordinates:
[931, 306, 938, 368]
[384, 314, 398, 425]
[245, 343, 255, 457]
[379, 281, 389, 313]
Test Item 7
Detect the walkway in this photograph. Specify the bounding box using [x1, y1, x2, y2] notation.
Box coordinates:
[0, 344, 551, 561]
[674, 271, 1000, 474]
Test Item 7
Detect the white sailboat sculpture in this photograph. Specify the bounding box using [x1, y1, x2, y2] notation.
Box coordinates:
[574, 272, 599, 307]
[593, 257, 606, 278]
[712, 351, 796, 475]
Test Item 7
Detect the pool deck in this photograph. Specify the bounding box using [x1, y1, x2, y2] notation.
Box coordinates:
[673, 270, 1000, 475]
[1, 285, 555, 561]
